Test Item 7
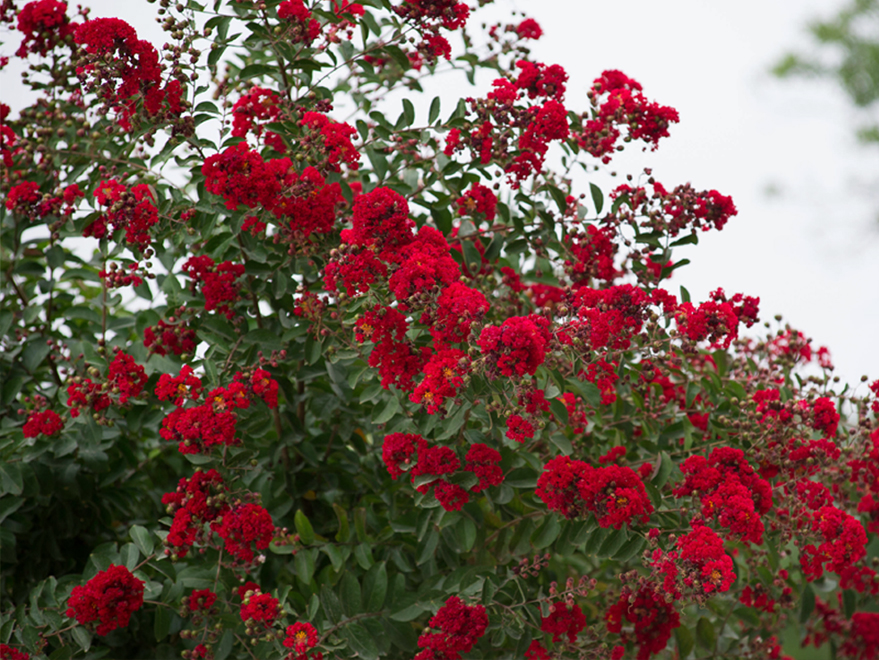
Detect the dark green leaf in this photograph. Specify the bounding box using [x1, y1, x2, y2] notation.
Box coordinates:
[341, 572, 362, 617]
[130, 525, 154, 558]
[589, 182, 604, 214]
[597, 527, 628, 557]
[342, 623, 379, 660]
[154, 606, 172, 642]
[695, 616, 715, 650]
[320, 584, 344, 624]
[295, 510, 315, 545]
[429, 97, 441, 124]
[843, 589, 857, 618]
[800, 584, 816, 623]
[362, 561, 387, 612]
[531, 515, 561, 550]
[675, 625, 694, 659]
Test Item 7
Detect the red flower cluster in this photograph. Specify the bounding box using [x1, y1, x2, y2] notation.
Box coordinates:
[464, 443, 504, 492]
[652, 523, 736, 597]
[675, 299, 741, 349]
[87, 178, 158, 250]
[66, 564, 144, 636]
[240, 588, 280, 628]
[414, 596, 487, 660]
[536, 456, 653, 528]
[144, 317, 197, 357]
[564, 224, 621, 284]
[811, 396, 840, 437]
[16, 0, 75, 58]
[182, 255, 245, 319]
[515, 60, 568, 101]
[22, 409, 63, 438]
[605, 584, 680, 660]
[187, 588, 217, 613]
[299, 112, 360, 171]
[278, 0, 320, 44]
[232, 86, 281, 140]
[516, 18, 542, 40]
[66, 351, 146, 418]
[272, 166, 343, 242]
[393, 0, 468, 65]
[455, 183, 497, 223]
[506, 414, 534, 443]
[478, 314, 551, 379]
[162, 469, 229, 558]
[355, 305, 428, 391]
[156, 365, 203, 406]
[800, 505, 868, 581]
[201, 142, 292, 211]
[578, 70, 679, 163]
[428, 282, 489, 347]
[388, 227, 461, 307]
[540, 602, 586, 643]
[673, 447, 773, 544]
[342, 186, 415, 259]
[74, 18, 181, 129]
[0, 644, 29, 660]
[212, 502, 275, 564]
[410, 348, 469, 414]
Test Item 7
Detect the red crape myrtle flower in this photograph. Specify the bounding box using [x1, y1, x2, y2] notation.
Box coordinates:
[0, 644, 30, 660]
[464, 443, 503, 492]
[231, 86, 281, 139]
[284, 621, 319, 655]
[183, 255, 246, 319]
[299, 112, 360, 171]
[541, 602, 586, 643]
[478, 314, 552, 379]
[66, 564, 144, 636]
[89, 178, 158, 250]
[415, 596, 488, 660]
[187, 589, 217, 613]
[16, 0, 75, 58]
[240, 589, 280, 627]
[800, 505, 868, 581]
[162, 469, 229, 558]
[606, 584, 680, 660]
[144, 317, 197, 357]
[22, 409, 63, 438]
[516, 18, 542, 40]
[212, 502, 275, 564]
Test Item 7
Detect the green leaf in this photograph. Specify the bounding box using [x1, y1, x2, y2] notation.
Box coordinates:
[305, 334, 323, 365]
[597, 527, 628, 557]
[130, 525, 154, 557]
[320, 584, 344, 624]
[373, 396, 400, 425]
[72, 626, 91, 652]
[652, 451, 674, 488]
[342, 623, 380, 660]
[120, 543, 139, 571]
[154, 606, 172, 642]
[531, 515, 561, 550]
[0, 463, 23, 496]
[589, 182, 604, 214]
[402, 98, 415, 126]
[295, 548, 316, 584]
[675, 625, 694, 659]
[362, 561, 387, 612]
[614, 535, 645, 562]
[294, 509, 316, 545]
[333, 502, 351, 542]
[417, 529, 439, 565]
[800, 583, 816, 623]
[695, 616, 715, 650]
[428, 97, 441, 124]
[843, 589, 857, 619]
[341, 572, 362, 617]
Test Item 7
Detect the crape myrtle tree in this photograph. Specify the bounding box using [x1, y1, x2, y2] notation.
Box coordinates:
[0, 1, 878, 659]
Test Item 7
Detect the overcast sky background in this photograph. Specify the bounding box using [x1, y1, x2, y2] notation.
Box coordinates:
[3, 0, 877, 390]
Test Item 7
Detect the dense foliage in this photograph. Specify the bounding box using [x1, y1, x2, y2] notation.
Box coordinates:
[1, 1, 878, 659]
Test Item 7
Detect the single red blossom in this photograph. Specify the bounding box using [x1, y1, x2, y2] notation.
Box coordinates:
[183, 255, 245, 319]
[22, 409, 63, 438]
[410, 348, 469, 414]
[811, 397, 840, 438]
[284, 621, 319, 653]
[344, 186, 414, 257]
[4, 181, 41, 215]
[382, 432, 427, 480]
[430, 282, 489, 347]
[249, 368, 279, 408]
[65, 564, 144, 636]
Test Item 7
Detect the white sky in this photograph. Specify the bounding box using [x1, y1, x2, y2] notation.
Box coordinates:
[2, 0, 877, 389]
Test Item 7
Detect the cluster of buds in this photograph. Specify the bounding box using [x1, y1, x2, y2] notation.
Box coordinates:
[549, 575, 596, 607]
[512, 553, 551, 578]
